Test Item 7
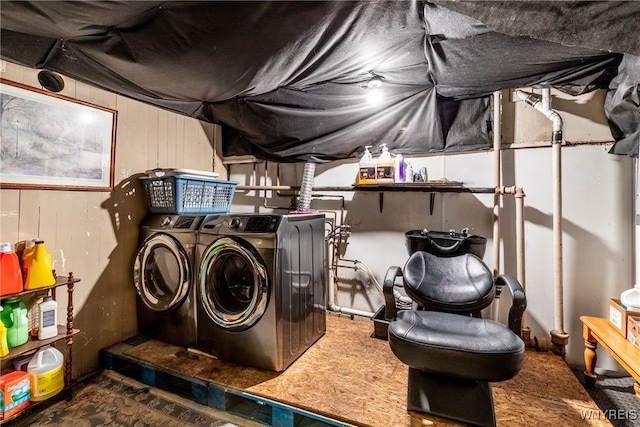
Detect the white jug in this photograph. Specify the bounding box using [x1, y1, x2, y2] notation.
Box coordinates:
[621, 284, 640, 310]
[27, 347, 64, 401]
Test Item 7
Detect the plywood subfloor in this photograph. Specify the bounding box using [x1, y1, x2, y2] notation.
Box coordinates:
[123, 314, 610, 427]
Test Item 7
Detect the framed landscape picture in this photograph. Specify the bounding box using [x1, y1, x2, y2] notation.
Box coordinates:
[0, 78, 117, 191]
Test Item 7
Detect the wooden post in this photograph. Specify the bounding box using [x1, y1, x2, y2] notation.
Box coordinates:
[65, 272, 75, 400]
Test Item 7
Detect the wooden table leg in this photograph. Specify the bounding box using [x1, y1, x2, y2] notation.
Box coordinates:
[583, 324, 598, 388]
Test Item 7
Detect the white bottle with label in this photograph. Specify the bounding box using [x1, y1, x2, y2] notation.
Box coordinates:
[376, 144, 394, 183]
[358, 146, 376, 185]
[405, 162, 414, 183]
[38, 295, 58, 340]
[621, 284, 640, 310]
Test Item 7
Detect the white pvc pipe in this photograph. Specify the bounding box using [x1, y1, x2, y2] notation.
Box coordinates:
[502, 186, 527, 328]
[552, 138, 564, 333]
[516, 89, 567, 339]
[516, 89, 563, 133]
[327, 259, 375, 318]
[493, 91, 502, 278]
[327, 303, 374, 319]
[514, 189, 526, 293]
[490, 91, 502, 322]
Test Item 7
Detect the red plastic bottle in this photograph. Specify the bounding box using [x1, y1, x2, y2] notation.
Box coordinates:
[0, 242, 24, 296]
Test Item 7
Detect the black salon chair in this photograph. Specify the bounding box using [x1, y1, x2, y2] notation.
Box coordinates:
[383, 251, 527, 427]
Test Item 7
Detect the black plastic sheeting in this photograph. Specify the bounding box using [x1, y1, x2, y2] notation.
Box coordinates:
[1, 1, 639, 162]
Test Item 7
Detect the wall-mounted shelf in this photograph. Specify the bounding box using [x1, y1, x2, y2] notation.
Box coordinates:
[313, 182, 496, 213]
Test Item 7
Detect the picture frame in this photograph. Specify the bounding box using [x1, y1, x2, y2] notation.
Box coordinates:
[0, 78, 117, 191]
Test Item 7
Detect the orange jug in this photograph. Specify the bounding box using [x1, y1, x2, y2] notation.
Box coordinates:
[0, 242, 24, 296]
[24, 241, 56, 290]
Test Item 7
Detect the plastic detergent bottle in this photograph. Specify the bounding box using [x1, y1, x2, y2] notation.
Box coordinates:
[20, 239, 36, 283]
[405, 162, 414, 183]
[0, 242, 23, 296]
[38, 295, 58, 340]
[394, 153, 404, 183]
[24, 240, 56, 290]
[1, 296, 29, 348]
[27, 346, 64, 401]
[0, 306, 9, 357]
[621, 284, 640, 310]
[358, 146, 376, 184]
[375, 144, 394, 183]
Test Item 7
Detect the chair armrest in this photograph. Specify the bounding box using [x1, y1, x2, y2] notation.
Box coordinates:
[495, 274, 527, 337]
[383, 266, 403, 320]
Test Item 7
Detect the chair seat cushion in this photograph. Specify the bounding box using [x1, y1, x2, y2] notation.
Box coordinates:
[403, 252, 495, 313]
[388, 310, 525, 382]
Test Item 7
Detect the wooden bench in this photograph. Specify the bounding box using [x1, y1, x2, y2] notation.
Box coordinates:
[580, 315, 640, 396]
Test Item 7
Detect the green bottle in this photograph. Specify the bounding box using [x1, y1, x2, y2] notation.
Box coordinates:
[1, 296, 29, 348]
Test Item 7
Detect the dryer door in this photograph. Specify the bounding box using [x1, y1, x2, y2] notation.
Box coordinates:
[133, 233, 191, 312]
[199, 236, 269, 331]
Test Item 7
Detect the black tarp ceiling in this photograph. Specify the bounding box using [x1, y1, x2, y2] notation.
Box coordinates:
[1, 1, 639, 162]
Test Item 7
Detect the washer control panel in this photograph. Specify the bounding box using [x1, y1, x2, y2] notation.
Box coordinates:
[243, 215, 281, 232]
[202, 214, 283, 233]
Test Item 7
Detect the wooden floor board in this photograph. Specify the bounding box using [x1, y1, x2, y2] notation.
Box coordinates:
[121, 314, 611, 427]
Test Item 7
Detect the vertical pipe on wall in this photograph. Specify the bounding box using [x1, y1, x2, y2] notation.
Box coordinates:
[490, 91, 502, 322]
[514, 189, 526, 301]
[493, 91, 502, 278]
[500, 186, 527, 334]
[516, 88, 569, 355]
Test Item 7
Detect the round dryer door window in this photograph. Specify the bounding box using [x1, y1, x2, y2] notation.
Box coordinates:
[199, 237, 269, 331]
[133, 234, 191, 312]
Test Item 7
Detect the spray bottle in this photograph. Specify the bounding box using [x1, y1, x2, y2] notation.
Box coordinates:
[375, 144, 394, 184]
[358, 146, 376, 184]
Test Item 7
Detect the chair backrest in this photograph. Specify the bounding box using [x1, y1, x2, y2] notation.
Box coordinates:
[402, 251, 495, 314]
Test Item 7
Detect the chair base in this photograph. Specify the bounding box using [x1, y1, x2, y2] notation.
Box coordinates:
[407, 367, 496, 427]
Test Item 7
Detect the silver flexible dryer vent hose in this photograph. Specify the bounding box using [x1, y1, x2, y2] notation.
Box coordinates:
[298, 162, 316, 211]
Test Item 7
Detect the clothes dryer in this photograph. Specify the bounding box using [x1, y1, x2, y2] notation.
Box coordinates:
[197, 213, 326, 371]
[133, 214, 205, 348]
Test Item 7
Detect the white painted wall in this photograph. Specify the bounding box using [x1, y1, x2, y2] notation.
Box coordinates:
[229, 89, 635, 374]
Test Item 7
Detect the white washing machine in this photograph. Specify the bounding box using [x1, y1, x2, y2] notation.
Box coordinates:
[197, 213, 326, 371]
[133, 214, 205, 348]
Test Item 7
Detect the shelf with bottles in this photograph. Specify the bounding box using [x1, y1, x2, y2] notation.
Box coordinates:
[313, 182, 495, 213]
[1, 272, 79, 358]
[314, 181, 495, 193]
[0, 272, 80, 423]
[0, 272, 80, 302]
[3, 325, 80, 360]
[316, 181, 494, 214]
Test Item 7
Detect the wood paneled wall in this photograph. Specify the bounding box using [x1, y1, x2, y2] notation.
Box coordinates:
[0, 62, 223, 376]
